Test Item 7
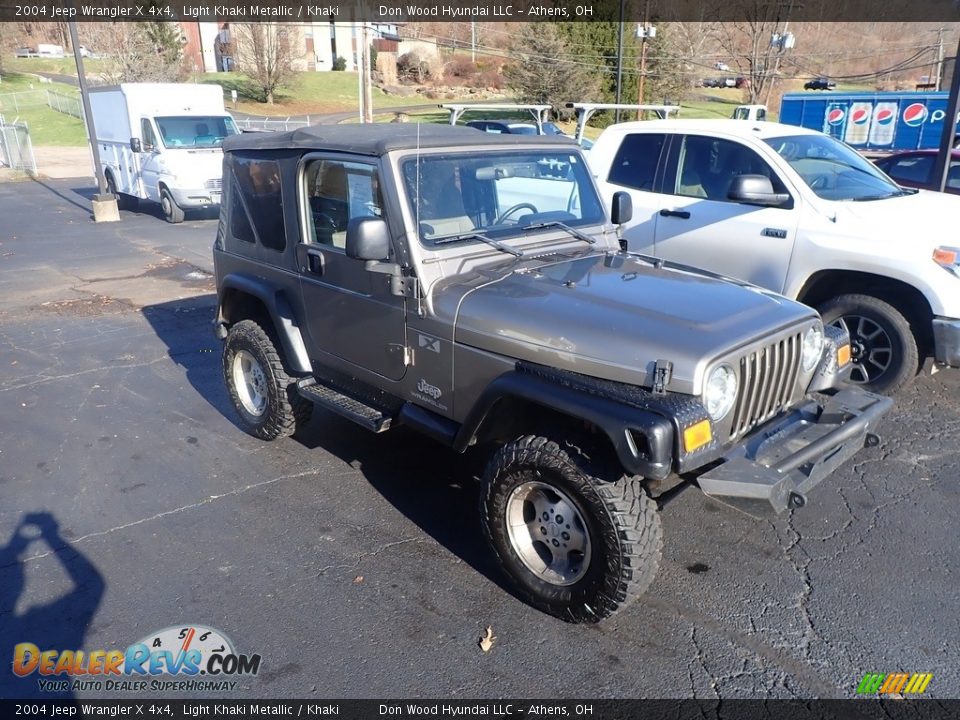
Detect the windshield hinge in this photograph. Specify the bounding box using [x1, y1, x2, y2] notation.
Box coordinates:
[653, 359, 673, 395]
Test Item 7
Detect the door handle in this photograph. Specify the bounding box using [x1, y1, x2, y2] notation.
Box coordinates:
[659, 208, 691, 219]
[305, 248, 325, 275]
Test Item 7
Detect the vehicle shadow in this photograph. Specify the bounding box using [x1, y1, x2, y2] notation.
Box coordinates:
[0, 512, 105, 700]
[141, 297, 513, 598]
[141, 295, 238, 424]
[70, 185, 220, 223]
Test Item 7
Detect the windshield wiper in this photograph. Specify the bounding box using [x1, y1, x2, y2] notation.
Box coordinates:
[851, 191, 907, 201]
[520, 220, 597, 245]
[433, 232, 524, 257]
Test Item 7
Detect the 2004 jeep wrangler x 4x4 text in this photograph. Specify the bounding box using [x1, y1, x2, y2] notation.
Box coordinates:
[213, 125, 890, 622]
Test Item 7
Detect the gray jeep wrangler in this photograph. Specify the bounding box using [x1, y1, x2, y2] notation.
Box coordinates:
[212, 124, 890, 622]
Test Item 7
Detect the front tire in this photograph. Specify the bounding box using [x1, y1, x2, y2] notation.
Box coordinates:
[223, 320, 312, 440]
[160, 186, 185, 224]
[481, 435, 662, 623]
[817, 293, 919, 394]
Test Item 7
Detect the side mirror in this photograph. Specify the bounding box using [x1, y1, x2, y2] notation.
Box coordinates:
[728, 174, 790, 206]
[130, 137, 142, 153]
[611, 191, 633, 225]
[346, 217, 391, 261]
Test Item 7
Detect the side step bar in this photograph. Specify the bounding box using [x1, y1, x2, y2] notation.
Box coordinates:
[297, 378, 394, 433]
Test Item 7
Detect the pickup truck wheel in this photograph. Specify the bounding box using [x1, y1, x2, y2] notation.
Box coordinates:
[223, 320, 312, 440]
[481, 435, 662, 623]
[817, 294, 919, 393]
[160, 187, 185, 224]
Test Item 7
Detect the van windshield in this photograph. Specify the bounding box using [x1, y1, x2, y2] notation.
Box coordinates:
[765, 133, 904, 201]
[155, 115, 238, 149]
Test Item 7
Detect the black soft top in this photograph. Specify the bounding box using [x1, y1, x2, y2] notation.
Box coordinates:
[223, 123, 576, 155]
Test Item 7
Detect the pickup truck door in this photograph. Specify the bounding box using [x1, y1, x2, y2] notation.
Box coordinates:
[594, 132, 668, 253]
[294, 156, 408, 381]
[647, 134, 800, 294]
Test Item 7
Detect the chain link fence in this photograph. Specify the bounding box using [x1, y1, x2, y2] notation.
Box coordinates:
[0, 117, 38, 175]
[46, 90, 83, 118]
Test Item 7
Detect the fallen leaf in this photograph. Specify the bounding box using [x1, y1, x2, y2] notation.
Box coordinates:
[353, 575, 364, 584]
[479, 626, 496, 653]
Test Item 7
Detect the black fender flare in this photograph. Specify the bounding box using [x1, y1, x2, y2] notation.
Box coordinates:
[453, 371, 675, 481]
[215, 273, 311, 374]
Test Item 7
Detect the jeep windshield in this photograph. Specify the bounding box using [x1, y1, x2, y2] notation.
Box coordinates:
[765, 133, 907, 201]
[400, 150, 605, 248]
[155, 115, 239, 149]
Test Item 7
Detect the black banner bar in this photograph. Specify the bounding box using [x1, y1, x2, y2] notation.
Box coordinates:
[2, 700, 960, 720]
[1, 0, 960, 22]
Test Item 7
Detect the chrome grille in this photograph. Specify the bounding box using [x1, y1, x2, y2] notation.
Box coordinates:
[205, 178, 222, 191]
[730, 332, 803, 438]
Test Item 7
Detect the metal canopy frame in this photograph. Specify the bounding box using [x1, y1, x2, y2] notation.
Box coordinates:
[564, 102, 681, 143]
[439, 103, 553, 132]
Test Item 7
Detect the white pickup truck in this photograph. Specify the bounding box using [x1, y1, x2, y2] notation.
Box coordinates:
[588, 118, 960, 393]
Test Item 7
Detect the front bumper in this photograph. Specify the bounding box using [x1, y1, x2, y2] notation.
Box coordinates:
[933, 317, 960, 367]
[169, 186, 221, 209]
[697, 388, 892, 514]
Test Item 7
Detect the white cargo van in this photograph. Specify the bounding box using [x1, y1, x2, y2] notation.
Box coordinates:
[89, 83, 238, 223]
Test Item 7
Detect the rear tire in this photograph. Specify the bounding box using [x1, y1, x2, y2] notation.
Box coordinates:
[817, 293, 919, 394]
[223, 320, 312, 440]
[105, 172, 137, 211]
[160, 186, 185, 224]
[481, 435, 662, 623]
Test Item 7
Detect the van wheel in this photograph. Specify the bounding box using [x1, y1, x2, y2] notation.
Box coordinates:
[481, 435, 662, 623]
[160, 187, 185, 224]
[223, 320, 312, 440]
[105, 173, 136, 211]
[817, 293, 919, 394]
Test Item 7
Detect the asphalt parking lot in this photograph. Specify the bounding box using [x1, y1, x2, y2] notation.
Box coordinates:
[1, 178, 958, 701]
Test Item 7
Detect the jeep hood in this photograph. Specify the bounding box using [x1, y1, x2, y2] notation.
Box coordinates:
[453, 253, 816, 394]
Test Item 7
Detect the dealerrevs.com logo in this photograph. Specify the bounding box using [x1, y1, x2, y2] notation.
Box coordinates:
[13, 624, 261, 693]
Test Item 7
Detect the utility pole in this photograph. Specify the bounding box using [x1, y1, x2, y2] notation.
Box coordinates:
[471, 21, 476, 63]
[361, 21, 373, 123]
[936, 27, 945, 92]
[614, 0, 625, 122]
[933, 37, 960, 193]
[636, 0, 653, 120]
[68, 19, 117, 222]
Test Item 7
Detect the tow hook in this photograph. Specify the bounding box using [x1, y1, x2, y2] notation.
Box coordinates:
[864, 432, 881, 448]
[788, 492, 806, 509]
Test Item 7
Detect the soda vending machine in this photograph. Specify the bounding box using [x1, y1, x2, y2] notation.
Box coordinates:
[867, 101, 899, 147]
[843, 101, 874, 146]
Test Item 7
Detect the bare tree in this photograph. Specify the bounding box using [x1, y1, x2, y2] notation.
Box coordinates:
[84, 23, 183, 84]
[714, 1, 784, 104]
[232, 23, 294, 105]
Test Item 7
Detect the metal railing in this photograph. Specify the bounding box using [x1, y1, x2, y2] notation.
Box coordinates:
[0, 117, 38, 175]
[233, 116, 311, 133]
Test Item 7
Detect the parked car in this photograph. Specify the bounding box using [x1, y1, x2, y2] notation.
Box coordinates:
[15, 47, 37, 58]
[873, 149, 960, 194]
[588, 118, 960, 393]
[466, 119, 592, 149]
[213, 123, 888, 623]
[714, 62, 730, 71]
[804, 77, 836, 91]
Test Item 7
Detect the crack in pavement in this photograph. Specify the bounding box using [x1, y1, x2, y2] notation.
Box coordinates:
[4, 468, 350, 567]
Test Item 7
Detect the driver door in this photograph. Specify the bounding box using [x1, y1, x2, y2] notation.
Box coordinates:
[138, 118, 162, 202]
[296, 157, 408, 381]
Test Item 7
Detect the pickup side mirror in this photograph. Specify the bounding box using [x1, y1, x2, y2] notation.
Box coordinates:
[130, 137, 142, 153]
[346, 217, 391, 261]
[728, 174, 790, 207]
[611, 191, 633, 224]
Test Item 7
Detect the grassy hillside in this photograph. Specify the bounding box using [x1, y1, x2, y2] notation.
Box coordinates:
[0, 72, 86, 146]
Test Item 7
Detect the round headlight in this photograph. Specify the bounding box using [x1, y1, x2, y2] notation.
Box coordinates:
[704, 365, 737, 421]
[801, 325, 825, 372]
